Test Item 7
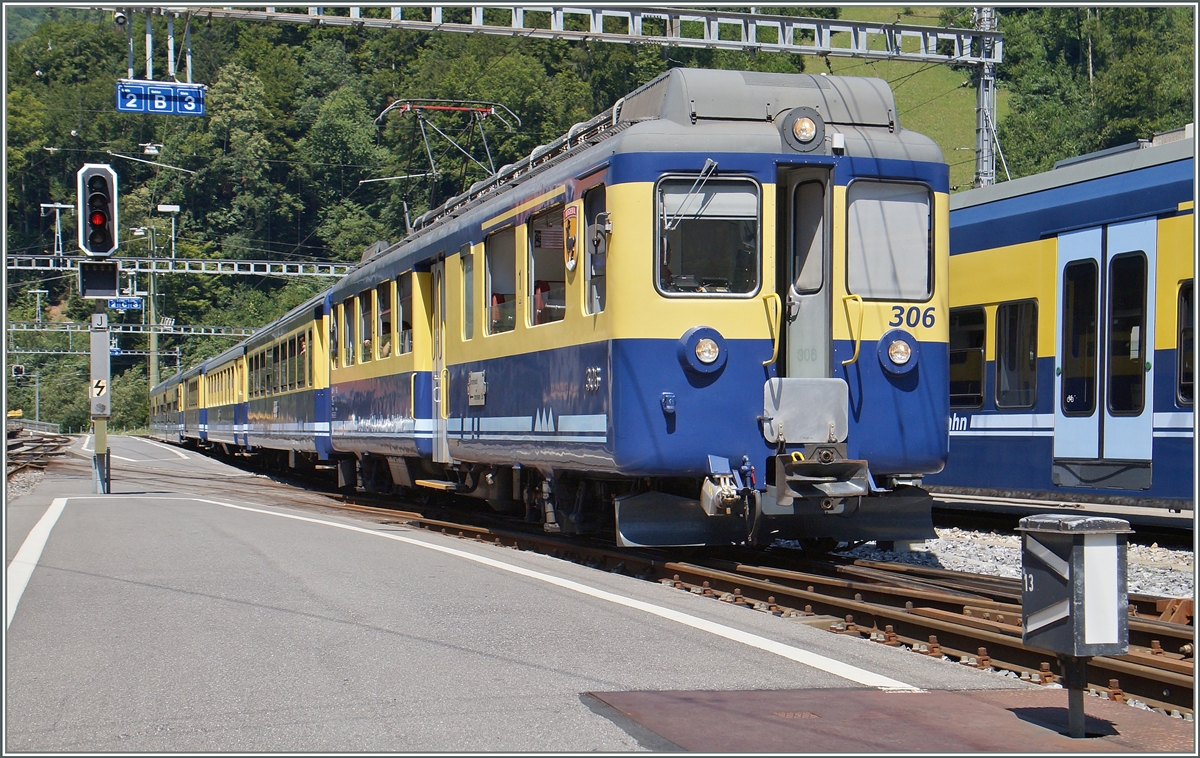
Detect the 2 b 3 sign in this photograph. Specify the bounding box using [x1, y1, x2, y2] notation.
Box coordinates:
[116, 80, 206, 116]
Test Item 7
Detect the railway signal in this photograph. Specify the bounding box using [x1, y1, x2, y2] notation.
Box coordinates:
[76, 164, 119, 256]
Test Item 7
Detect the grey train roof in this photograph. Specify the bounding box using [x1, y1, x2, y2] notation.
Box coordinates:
[950, 134, 1194, 211]
[336, 67, 943, 296]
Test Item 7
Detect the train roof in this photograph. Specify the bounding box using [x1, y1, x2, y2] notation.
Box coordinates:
[203, 342, 246, 372]
[244, 291, 326, 350]
[950, 126, 1194, 211]
[150, 373, 182, 395]
[334, 67, 943, 297]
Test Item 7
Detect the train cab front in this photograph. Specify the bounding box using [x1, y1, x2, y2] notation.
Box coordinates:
[754, 374, 941, 547]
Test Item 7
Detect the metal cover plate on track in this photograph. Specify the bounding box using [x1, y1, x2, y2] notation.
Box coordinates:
[587, 688, 1193, 753]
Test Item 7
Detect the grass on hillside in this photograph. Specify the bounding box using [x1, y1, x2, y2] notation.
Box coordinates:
[796, 6, 1011, 192]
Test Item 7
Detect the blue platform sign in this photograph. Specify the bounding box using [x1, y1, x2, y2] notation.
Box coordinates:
[107, 297, 142, 311]
[116, 80, 206, 116]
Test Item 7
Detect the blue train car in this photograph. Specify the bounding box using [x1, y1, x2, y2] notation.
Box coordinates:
[149, 372, 182, 443]
[180, 364, 205, 444]
[928, 128, 1194, 509]
[202, 344, 247, 450]
[322, 68, 951, 546]
[243, 294, 332, 461]
[157, 68, 955, 549]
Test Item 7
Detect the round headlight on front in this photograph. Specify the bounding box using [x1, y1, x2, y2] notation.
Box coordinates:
[887, 339, 912, 365]
[792, 117, 817, 143]
[695, 338, 720, 365]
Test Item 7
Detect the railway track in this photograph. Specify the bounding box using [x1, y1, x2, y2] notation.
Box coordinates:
[5, 428, 71, 479]
[323, 491, 1194, 717]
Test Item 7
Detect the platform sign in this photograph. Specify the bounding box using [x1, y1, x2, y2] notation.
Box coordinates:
[107, 297, 142, 311]
[116, 80, 206, 116]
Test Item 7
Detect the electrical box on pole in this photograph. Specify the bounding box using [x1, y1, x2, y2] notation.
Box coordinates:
[77, 164, 119, 256]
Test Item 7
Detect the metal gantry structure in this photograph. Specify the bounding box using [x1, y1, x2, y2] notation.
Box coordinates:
[181, 5, 1003, 65]
[7, 254, 355, 278]
[7, 321, 256, 337]
[167, 4, 1004, 184]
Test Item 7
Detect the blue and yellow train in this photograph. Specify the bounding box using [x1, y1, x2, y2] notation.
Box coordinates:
[928, 128, 1194, 509]
[152, 68, 952, 547]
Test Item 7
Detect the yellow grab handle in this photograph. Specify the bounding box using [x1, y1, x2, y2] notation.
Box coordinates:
[841, 294, 864, 366]
[439, 368, 450, 419]
[410, 372, 417, 419]
[763, 292, 782, 367]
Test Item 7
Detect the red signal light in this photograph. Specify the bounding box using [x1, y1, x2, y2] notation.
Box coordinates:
[90, 211, 107, 227]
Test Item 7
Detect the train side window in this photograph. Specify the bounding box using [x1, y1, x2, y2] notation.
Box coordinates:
[343, 298, 356, 367]
[377, 282, 392, 357]
[1106, 253, 1147, 415]
[1061, 259, 1099, 416]
[330, 306, 339, 370]
[1179, 280, 1193, 405]
[397, 273, 413, 354]
[462, 249, 475, 340]
[529, 207, 567, 325]
[486, 228, 517, 333]
[584, 185, 607, 314]
[302, 330, 310, 388]
[846, 181, 932, 301]
[995, 301, 1038, 409]
[359, 290, 373, 363]
[288, 337, 297, 390]
[657, 177, 760, 296]
[949, 307, 985, 408]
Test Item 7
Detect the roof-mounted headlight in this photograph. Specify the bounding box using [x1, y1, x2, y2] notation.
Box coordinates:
[781, 107, 825, 153]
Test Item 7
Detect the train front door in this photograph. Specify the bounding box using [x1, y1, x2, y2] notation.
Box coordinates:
[431, 260, 451, 463]
[1053, 219, 1157, 489]
[781, 168, 832, 378]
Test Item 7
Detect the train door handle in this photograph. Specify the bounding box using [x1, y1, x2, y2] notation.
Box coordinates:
[763, 293, 781, 366]
[841, 294, 864, 366]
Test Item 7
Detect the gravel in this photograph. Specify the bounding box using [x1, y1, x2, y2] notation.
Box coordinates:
[826, 527, 1194, 599]
[5, 469, 45, 501]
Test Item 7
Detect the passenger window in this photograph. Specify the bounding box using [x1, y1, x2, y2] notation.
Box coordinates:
[996, 301, 1037, 409]
[271, 346, 280, 393]
[486, 228, 517, 333]
[1061, 260, 1098, 416]
[343, 298, 356, 367]
[949, 306, 985, 408]
[846, 181, 932, 301]
[462, 248, 475, 340]
[301, 330, 310, 388]
[329, 306, 339, 370]
[283, 339, 292, 390]
[584, 185, 607, 314]
[377, 283, 392, 358]
[529, 208, 566, 325]
[397, 273, 413, 354]
[793, 181, 825, 293]
[1107, 253, 1148, 415]
[1179, 281, 1193, 405]
[359, 290, 373, 363]
[658, 177, 759, 295]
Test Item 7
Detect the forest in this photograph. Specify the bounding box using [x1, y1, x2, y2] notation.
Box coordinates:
[4, 6, 1194, 431]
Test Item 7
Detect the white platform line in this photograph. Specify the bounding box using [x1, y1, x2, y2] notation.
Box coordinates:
[134, 437, 191, 459]
[7, 498, 68, 629]
[195, 497, 920, 692]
